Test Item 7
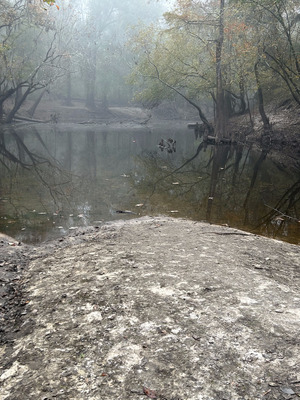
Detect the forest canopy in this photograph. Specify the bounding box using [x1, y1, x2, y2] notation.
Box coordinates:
[0, 0, 299, 138]
[129, 0, 300, 138]
[0, 0, 165, 123]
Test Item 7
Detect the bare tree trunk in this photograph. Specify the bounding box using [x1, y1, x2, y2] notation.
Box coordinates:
[65, 70, 72, 106]
[238, 74, 246, 114]
[6, 87, 31, 123]
[86, 72, 96, 109]
[246, 91, 254, 128]
[0, 101, 4, 122]
[254, 61, 271, 132]
[28, 88, 47, 117]
[0, 88, 17, 121]
[85, 46, 97, 110]
[15, 86, 23, 105]
[215, 0, 227, 140]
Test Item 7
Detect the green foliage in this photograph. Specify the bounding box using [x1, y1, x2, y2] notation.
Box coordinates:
[39, 0, 60, 11]
[228, 0, 300, 103]
[130, 0, 300, 116]
[129, 12, 216, 108]
[0, 0, 72, 121]
[42, 0, 59, 6]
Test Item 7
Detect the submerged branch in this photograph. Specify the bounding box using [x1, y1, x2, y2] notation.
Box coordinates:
[263, 202, 299, 222]
[145, 141, 205, 201]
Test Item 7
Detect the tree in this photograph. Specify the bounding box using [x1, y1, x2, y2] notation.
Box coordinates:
[130, 0, 300, 140]
[129, 4, 217, 134]
[215, 0, 226, 139]
[71, 0, 165, 110]
[239, 0, 300, 105]
[129, 0, 252, 139]
[0, 0, 68, 122]
[42, 0, 60, 8]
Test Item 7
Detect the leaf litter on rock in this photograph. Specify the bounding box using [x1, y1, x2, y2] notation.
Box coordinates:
[143, 387, 158, 399]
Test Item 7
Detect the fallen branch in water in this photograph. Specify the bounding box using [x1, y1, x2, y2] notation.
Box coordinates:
[13, 115, 51, 123]
[263, 202, 299, 222]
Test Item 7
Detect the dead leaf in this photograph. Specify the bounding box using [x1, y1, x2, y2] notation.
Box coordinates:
[143, 387, 157, 399]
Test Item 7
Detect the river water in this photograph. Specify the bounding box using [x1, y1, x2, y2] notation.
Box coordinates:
[0, 123, 299, 244]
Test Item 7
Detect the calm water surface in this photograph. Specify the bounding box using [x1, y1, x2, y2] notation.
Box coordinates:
[0, 123, 299, 244]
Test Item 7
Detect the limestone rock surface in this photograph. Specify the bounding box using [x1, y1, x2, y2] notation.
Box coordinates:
[0, 217, 299, 399]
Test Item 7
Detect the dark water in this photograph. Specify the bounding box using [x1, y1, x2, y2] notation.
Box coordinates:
[0, 123, 299, 244]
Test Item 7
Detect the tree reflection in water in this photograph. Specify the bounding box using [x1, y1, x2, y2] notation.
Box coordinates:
[0, 126, 73, 240]
[135, 142, 299, 243]
[0, 125, 299, 244]
[258, 180, 300, 239]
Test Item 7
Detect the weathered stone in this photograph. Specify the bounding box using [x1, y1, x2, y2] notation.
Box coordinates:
[0, 217, 299, 399]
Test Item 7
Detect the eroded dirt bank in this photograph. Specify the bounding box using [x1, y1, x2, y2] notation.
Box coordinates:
[0, 217, 299, 400]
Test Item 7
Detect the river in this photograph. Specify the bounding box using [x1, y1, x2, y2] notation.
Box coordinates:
[0, 123, 299, 244]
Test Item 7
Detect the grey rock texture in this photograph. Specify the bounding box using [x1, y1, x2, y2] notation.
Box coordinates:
[0, 217, 299, 399]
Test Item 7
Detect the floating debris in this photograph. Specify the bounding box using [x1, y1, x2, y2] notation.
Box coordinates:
[115, 210, 137, 215]
[158, 137, 176, 153]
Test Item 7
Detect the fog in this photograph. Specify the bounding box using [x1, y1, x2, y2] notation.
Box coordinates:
[0, 0, 171, 119]
[0, 0, 299, 244]
[1, 0, 299, 125]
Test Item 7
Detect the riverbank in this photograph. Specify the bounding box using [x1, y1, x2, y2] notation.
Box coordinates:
[1, 217, 299, 399]
[10, 97, 300, 170]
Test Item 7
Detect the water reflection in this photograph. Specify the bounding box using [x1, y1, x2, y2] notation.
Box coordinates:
[0, 124, 299, 244]
[133, 142, 300, 243]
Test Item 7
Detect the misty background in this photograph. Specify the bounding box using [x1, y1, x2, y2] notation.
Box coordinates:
[0, 0, 299, 244]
